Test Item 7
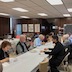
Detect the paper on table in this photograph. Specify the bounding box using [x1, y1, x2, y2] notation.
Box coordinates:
[45, 50, 52, 52]
[30, 50, 37, 53]
[2, 62, 9, 67]
[9, 58, 17, 63]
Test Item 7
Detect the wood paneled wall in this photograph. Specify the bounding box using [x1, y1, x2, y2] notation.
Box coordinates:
[18, 17, 72, 27]
[47, 17, 72, 27]
[17, 18, 42, 24]
[0, 17, 10, 36]
[17, 19, 42, 34]
[2, 17, 72, 36]
[17, 17, 72, 35]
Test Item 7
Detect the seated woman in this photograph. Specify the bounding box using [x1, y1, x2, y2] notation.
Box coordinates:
[0, 41, 11, 63]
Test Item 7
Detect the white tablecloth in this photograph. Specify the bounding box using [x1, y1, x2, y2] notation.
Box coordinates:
[3, 43, 54, 72]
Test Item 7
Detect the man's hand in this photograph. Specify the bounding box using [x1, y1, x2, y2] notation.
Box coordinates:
[44, 48, 48, 51]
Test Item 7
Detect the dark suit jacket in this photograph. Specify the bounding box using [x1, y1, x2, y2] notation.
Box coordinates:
[45, 41, 65, 66]
[0, 49, 9, 60]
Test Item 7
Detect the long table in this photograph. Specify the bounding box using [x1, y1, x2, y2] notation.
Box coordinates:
[3, 43, 54, 72]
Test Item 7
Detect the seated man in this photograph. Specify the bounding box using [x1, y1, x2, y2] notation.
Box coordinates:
[34, 34, 45, 47]
[16, 35, 29, 54]
[46, 35, 65, 72]
[0, 41, 11, 63]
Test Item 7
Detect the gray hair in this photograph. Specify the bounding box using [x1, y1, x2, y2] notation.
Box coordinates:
[20, 35, 26, 38]
[39, 34, 44, 38]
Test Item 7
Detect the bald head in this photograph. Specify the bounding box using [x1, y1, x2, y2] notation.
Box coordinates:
[39, 34, 45, 40]
[20, 35, 26, 42]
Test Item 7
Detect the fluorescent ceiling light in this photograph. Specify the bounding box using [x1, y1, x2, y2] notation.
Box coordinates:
[0, 0, 14, 2]
[46, 0, 63, 5]
[63, 14, 71, 17]
[0, 13, 9, 16]
[67, 8, 72, 12]
[38, 13, 48, 16]
[12, 8, 29, 12]
[20, 16, 30, 18]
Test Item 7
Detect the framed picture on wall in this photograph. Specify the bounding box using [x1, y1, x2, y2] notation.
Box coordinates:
[22, 24, 27, 32]
[28, 24, 34, 32]
[35, 24, 40, 32]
